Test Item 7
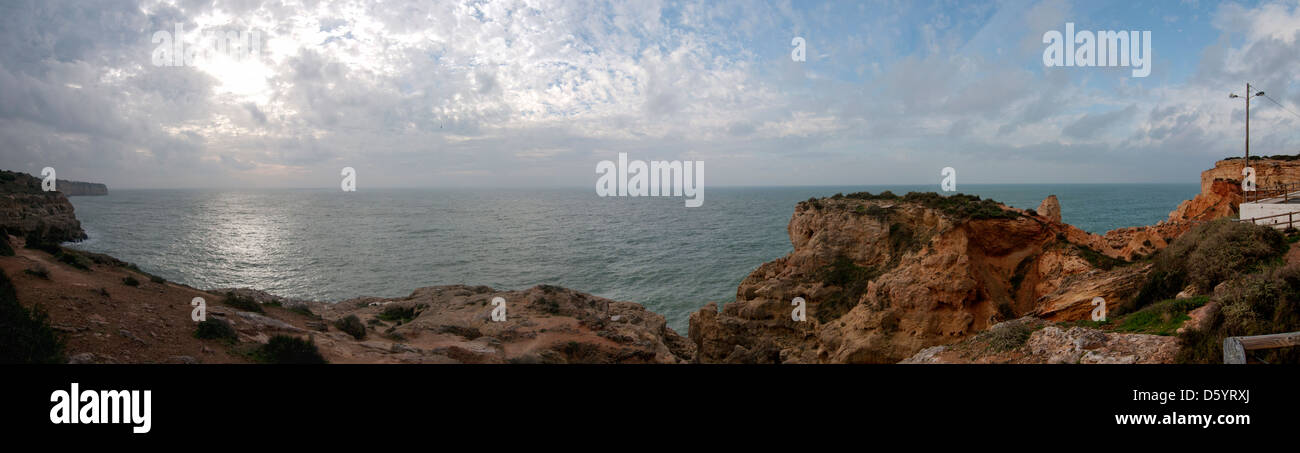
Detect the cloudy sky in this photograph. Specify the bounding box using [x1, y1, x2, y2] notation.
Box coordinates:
[0, 0, 1298, 188]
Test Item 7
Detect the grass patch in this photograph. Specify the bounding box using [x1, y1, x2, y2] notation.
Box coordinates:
[1113, 296, 1209, 336]
[334, 315, 366, 340]
[221, 292, 263, 313]
[193, 318, 237, 343]
[836, 191, 1020, 220]
[0, 269, 65, 363]
[253, 335, 327, 364]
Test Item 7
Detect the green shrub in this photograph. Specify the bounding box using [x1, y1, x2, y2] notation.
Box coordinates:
[0, 269, 65, 363]
[288, 305, 315, 317]
[122, 276, 140, 287]
[377, 305, 421, 323]
[816, 255, 883, 322]
[980, 319, 1038, 352]
[1177, 265, 1300, 364]
[221, 292, 263, 313]
[24, 265, 49, 280]
[837, 191, 1019, 220]
[1130, 220, 1286, 314]
[254, 335, 327, 364]
[149, 275, 166, 284]
[334, 315, 366, 340]
[23, 231, 61, 254]
[194, 318, 237, 342]
[55, 251, 91, 270]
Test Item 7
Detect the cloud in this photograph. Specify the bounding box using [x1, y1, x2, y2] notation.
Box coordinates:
[0, 0, 1297, 188]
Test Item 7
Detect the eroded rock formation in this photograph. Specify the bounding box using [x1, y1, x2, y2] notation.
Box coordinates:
[0, 170, 87, 242]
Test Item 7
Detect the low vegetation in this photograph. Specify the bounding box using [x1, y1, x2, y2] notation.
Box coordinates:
[808, 191, 1020, 220]
[978, 319, 1041, 352]
[122, 276, 140, 287]
[0, 269, 65, 363]
[193, 318, 237, 342]
[377, 304, 423, 324]
[253, 335, 327, 364]
[1128, 220, 1286, 314]
[816, 255, 884, 322]
[334, 314, 366, 340]
[24, 265, 49, 280]
[221, 292, 263, 313]
[1113, 296, 1209, 336]
[1177, 266, 1300, 364]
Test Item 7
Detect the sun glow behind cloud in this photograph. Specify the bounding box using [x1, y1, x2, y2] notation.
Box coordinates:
[1, 0, 1299, 189]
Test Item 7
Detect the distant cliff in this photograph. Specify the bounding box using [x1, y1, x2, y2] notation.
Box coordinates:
[0, 170, 87, 242]
[56, 179, 107, 196]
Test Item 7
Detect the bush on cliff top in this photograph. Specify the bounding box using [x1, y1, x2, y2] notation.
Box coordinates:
[0, 269, 65, 364]
[254, 335, 327, 364]
[1128, 220, 1286, 314]
[221, 292, 263, 313]
[334, 314, 366, 340]
[194, 318, 237, 342]
[819, 191, 1020, 220]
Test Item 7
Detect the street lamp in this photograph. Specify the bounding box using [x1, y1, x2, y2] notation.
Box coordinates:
[1229, 83, 1266, 164]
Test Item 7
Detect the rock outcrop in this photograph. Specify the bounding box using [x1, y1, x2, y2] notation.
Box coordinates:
[0, 235, 693, 364]
[0, 170, 87, 242]
[902, 318, 1179, 364]
[1165, 157, 1300, 223]
[1037, 195, 1061, 223]
[688, 193, 1167, 363]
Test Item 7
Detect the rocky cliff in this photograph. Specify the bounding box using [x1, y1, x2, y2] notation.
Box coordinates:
[56, 179, 108, 196]
[687, 192, 1188, 363]
[0, 170, 87, 242]
[1166, 157, 1300, 222]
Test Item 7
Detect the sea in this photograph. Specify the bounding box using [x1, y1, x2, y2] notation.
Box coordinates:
[67, 184, 1198, 333]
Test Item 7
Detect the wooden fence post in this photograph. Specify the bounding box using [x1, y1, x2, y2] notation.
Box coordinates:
[1224, 337, 1247, 364]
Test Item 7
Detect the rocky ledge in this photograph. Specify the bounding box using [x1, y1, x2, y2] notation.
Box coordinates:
[0, 170, 86, 242]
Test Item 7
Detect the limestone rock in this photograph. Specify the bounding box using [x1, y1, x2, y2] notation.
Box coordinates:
[1036, 195, 1061, 223]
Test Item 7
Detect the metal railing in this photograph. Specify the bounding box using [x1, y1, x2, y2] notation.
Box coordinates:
[1234, 210, 1300, 230]
[1244, 182, 1300, 202]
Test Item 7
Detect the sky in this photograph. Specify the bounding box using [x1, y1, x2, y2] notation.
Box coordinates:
[0, 0, 1298, 189]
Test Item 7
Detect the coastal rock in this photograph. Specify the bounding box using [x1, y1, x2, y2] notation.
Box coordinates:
[688, 195, 1144, 363]
[0, 170, 87, 242]
[1036, 195, 1061, 223]
[901, 321, 1178, 364]
[316, 284, 695, 364]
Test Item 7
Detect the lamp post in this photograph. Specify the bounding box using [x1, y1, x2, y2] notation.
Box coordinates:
[1230, 83, 1266, 164]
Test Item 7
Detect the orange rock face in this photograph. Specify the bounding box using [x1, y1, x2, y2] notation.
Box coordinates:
[688, 196, 1161, 363]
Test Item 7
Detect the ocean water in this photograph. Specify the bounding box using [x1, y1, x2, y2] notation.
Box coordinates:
[67, 184, 1197, 333]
